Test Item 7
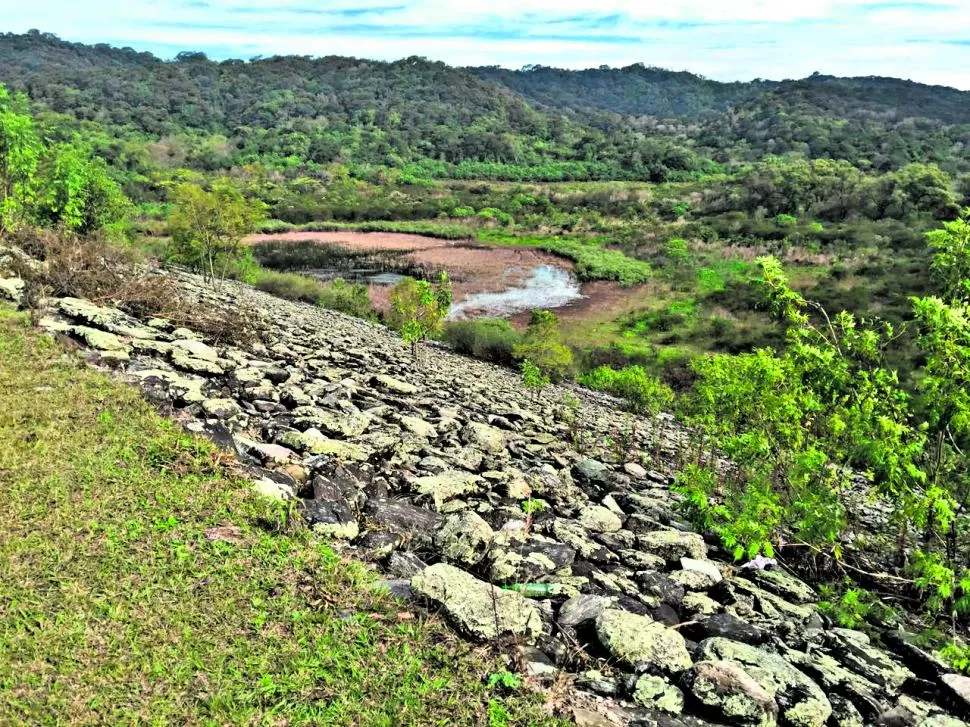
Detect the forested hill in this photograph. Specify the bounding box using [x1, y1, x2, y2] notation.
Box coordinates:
[468, 64, 775, 118]
[468, 65, 970, 124]
[2, 30, 968, 178]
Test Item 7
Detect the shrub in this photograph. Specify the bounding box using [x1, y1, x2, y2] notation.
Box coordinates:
[254, 269, 327, 304]
[512, 310, 574, 381]
[443, 318, 521, 365]
[579, 365, 674, 414]
[317, 278, 376, 320]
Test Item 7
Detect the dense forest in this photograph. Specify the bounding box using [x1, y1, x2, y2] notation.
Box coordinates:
[2, 30, 968, 185]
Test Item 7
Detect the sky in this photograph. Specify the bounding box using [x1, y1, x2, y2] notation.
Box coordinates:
[7, 0, 970, 89]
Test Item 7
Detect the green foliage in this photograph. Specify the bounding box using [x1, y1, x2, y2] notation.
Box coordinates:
[388, 272, 452, 356]
[513, 310, 574, 381]
[0, 85, 40, 232]
[520, 359, 550, 394]
[443, 318, 521, 366]
[926, 210, 970, 300]
[520, 499, 546, 516]
[36, 143, 130, 235]
[817, 584, 898, 630]
[940, 641, 970, 674]
[166, 180, 266, 283]
[317, 278, 377, 320]
[579, 365, 673, 415]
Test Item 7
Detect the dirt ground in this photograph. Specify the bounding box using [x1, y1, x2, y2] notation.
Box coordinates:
[248, 230, 628, 323]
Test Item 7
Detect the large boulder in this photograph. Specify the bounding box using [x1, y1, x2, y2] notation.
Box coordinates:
[595, 609, 692, 673]
[681, 660, 778, 727]
[410, 563, 542, 640]
[698, 638, 831, 727]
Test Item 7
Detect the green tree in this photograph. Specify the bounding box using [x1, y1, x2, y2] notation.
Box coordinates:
[579, 365, 673, 415]
[388, 272, 452, 358]
[166, 181, 266, 284]
[512, 309, 573, 381]
[0, 85, 41, 232]
[36, 143, 129, 235]
[520, 359, 549, 400]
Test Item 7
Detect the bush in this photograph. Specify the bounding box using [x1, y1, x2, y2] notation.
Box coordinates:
[513, 310, 574, 381]
[317, 278, 376, 320]
[254, 269, 327, 304]
[443, 318, 521, 365]
[579, 365, 674, 414]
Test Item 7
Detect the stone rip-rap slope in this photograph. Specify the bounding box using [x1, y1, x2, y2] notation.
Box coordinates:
[5, 267, 970, 727]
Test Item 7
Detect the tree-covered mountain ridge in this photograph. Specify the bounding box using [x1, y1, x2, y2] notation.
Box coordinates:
[2, 30, 968, 179]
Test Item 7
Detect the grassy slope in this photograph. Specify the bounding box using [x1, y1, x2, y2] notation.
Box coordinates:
[0, 307, 562, 726]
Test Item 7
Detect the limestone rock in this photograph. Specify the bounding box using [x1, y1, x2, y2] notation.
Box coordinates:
[371, 374, 417, 394]
[638, 530, 707, 561]
[578, 505, 622, 533]
[435, 511, 494, 566]
[0, 276, 24, 303]
[202, 398, 241, 419]
[277, 430, 371, 461]
[698, 638, 831, 727]
[399, 415, 438, 439]
[681, 660, 778, 727]
[595, 609, 692, 673]
[461, 421, 507, 455]
[413, 471, 483, 508]
[633, 674, 685, 714]
[410, 563, 542, 640]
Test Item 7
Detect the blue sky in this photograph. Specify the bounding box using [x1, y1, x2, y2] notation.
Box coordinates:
[8, 0, 970, 89]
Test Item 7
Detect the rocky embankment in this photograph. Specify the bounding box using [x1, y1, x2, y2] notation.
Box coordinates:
[3, 265, 970, 727]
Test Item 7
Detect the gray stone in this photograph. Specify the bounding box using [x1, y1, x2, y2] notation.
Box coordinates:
[578, 505, 622, 533]
[461, 421, 508, 455]
[277, 430, 371, 461]
[399, 415, 438, 439]
[298, 499, 359, 540]
[410, 563, 542, 640]
[624, 461, 647, 478]
[680, 557, 723, 584]
[595, 609, 693, 673]
[292, 406, 370, 438]
[171, 347, 225, 375]
[371, 374, 417, 394]
[202, 398, 241, 419]
[638, 530, 707, 561]
[435, 511, 494, 566]
[414, 471, 483, 508]
[0, 276, 24, 303]
[698, 638, 831, 727]
[633, 674, 685, 714]
[681, 660, 778, 727]
[558, 594, 615, 627]
[575, 458, 610, 483]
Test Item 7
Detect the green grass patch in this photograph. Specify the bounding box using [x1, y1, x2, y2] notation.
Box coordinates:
[0, 308, 562, 726]
[258, 219, 476, 240]
[477, 231, 652, 286]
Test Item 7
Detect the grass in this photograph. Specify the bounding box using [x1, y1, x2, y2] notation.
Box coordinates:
[0, 307, 563, 726]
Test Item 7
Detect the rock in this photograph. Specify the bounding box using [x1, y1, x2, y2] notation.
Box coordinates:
[461, 421, 507, 455]
[698, 638, 831, 727]
[638, 530, 707, 561]
[624, 461, 648, 478]
[413, 471, 483, 508]
[679, 558, 723, 585]
[364, 499, 443, 543]
[252, 476, 295, 500]
[171, 347, 224, 375]
[884, 629, 950, 681]
[371, 374, 417, 395]
[824, 629, 913, 692]
[942, 674, 970, 718]
[680, 660, 778, 727]
[388, 551, 428, 578]
[559, 594, 615, 627]
[575, 458, 610, 483]
[636, 571, 685, 609]
[522, 646, 558, 677]
[292, 406, 371, 438]
[435, 511, 494, 566]
[578, 505, 623, 533]
[595, 609, 693, 673]
[131, 368, 206, 404]
[399, 415, 438, 439]
[744, 569, 816, 605]
[202, 398, 241, 419]
[685, 613, 766, 646]
[0, 276, 24, 303]
[171, 338, 220, 362]
[633, 674, 685, 714]
[410, 563, 542, 640]
[682, 593, 721, 618]
[70, 325, 128, 352]
[669, 568, 720, 591]
[278, 430, 371, 461]
[298, 499, 359, 540]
